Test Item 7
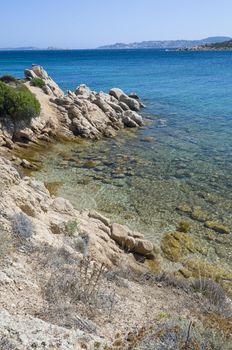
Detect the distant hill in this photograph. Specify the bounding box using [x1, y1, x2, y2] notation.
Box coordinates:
[0, 46, 65, 51]
[183, 39, 232, 51]
[98, 37, 231, 49]
[0, 46, 39, 51]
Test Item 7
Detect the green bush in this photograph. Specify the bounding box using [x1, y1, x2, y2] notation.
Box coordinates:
[30, 77, 45, 88]
[0, 75, 18, 84]
[0, 81, 40, 122]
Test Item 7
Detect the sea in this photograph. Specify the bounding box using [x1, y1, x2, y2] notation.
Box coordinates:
[0, 49, 231, 267]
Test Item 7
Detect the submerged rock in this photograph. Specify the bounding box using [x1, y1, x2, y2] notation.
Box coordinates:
[191, 207, 209, 222]
[205, 221, 230, 234]
[161, 231, 203, 262]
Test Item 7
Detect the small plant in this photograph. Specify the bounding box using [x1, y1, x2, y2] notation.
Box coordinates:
[65, 219, 79, 236]
[133, 318, 232, 350]
[192, 278, 230, 315]
[178, 220, 190, 233]
[30, 77, 45, 88]
[11, 212, 33, 240]
[72, 234, 88, 256]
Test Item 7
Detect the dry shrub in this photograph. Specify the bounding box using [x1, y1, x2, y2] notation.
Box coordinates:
[41, 255, 118, 326]
[192, 278, 231, 317]
[0, 336, 16, 350]
[132, 318, 232, 350]
[11, 212, 33, 240]
[154, 272, 191, 291]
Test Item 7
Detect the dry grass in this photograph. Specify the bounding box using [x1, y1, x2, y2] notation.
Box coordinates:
[106, 318, 232, 350]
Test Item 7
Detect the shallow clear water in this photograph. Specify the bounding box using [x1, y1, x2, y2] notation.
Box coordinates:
[1, 49, 232, 265]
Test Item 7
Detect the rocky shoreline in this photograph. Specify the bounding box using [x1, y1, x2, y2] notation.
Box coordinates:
[0, 65, 145, 149]
[0, 67, 231, 349]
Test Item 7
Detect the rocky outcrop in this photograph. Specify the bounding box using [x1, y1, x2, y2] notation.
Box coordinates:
[25, 64, 64, 98]
[0, 65, 145, 148]
[111, 223, 154, 257]
[0, 310, 100, 350]
[21, 65, 144, 141]
[0, 155, 160, 347]
[0, 156, 154, 269]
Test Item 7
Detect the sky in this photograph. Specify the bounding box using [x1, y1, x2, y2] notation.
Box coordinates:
[0, 0, 232, 49]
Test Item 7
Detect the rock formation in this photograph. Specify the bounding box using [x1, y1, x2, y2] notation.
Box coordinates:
[0, 156, 155, 268]
[0, 65, 145, 148]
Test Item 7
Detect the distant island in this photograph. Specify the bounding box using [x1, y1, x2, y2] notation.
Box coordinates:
[98, 36, 231, 49]
[179, 39, 232, 51]
[0, 46, 65, 51]
[0, 46, 39, 51]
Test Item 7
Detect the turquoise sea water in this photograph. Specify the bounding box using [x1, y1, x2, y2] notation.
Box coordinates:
[1, 50, 232, 265]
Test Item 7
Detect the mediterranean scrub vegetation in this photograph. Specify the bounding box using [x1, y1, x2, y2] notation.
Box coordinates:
[0, 80, 40, 123]
[30, 77, 45, 88]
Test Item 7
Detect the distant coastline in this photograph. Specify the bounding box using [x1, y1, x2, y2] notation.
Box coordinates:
[1, 36, 231, 51]
[0, 46, 66, 51]
[98, 36, 231, 50]
[178, 39, 232, 51]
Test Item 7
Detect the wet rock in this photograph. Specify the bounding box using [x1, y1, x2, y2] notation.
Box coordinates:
[20, 159, 38, 170]
[109, 88, 125, 100]
[177, 220, 191, 233]
[176, 204, 192, 214]
[141, 136, 154, 142]
[190, 207, 209, 222]
[183, 258, 232, 292]
[44, 181, 63, 196]
[122, 110, 143, 127]
[119, 94, 140, 112]
[112, 172, 125, 179]
[83, 160, 100, 168]
[129, 92, 146, 108]
[161, 231, 202, 262]
[129, 92, 140, 100]
[204, 221, 230, 234]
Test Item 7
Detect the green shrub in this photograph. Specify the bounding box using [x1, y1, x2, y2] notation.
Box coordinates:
[30, 77, 45, 88]
[0, 75, 18, 84]
[0, 81, 40, 122]
[65, 219, 79, 236]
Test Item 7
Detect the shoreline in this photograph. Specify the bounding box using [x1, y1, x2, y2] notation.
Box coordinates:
[0, 65, 231, 348]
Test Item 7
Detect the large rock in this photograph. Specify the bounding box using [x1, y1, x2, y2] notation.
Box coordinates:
[119, 94, 141, 111]
[122, 110, 143, 127]
[109, 88, 125, 100]
[134, 238, 154, 255]
[109, 88, 141, 111]
[25, 65, 64, 98]
[0, 310, 99, 350]
[111, 223, 129, 245]
[111, 223, 154, 257]
[75, 84, 93, 99]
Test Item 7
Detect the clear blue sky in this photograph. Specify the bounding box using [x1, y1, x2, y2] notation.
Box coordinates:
[1, 0, 232, 48]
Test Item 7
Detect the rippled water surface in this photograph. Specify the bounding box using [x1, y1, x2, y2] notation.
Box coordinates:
[1, 49, 232, 265]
